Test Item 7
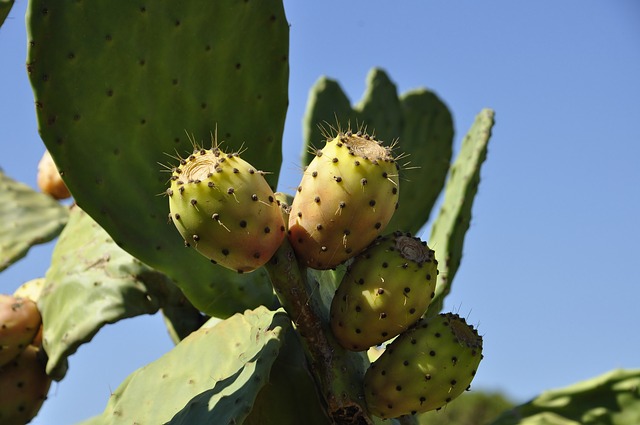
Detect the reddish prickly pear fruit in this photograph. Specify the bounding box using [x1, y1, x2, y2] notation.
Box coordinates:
[0, 345, 52, 424]
[364, 313, 483, 418]
[0, 295, 42, 368]
[288, 131, 400, 269]
[168, 145, 286, 273]
[330, 231, 438, 351]
[37, 150, 71, 200]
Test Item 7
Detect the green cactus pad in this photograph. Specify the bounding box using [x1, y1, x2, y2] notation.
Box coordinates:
[426, 109, 495, 317]
[0, 171, 69, 272]
[27, 0, 288, 317]
[289, 131, 400, 269]
[302, 68, 453, 234]
[168, 147, 286, 273]
[81, 307, 289, 425]
[330, 231, 438, 351]
[0, 0, 13, 28]
[489, 369, 640, 425]
[40, 206, 190, 380]
[364, 313, 483, 418]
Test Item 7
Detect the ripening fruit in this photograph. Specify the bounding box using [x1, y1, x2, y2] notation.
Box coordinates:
[288, 131, 400, 269]
[37, 150, 71, 200]
[0, 295, 42, 368]
[167, 146, 285, 273]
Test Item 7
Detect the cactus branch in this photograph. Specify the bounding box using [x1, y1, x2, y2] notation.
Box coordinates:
[265, 239, 374, 425]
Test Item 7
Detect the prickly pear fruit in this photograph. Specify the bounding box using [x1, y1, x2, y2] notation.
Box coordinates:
[288, 131, 400, 269]
[0, 344, 52, 424]
[0, 295, 42, 368]
[168, 144, 286, 273]
[364, 313, 483, 418]
[330, 231, 438, 351]
[37, 150, 71, 200]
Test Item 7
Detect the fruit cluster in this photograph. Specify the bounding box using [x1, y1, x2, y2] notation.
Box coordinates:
[167, 130, 483, 418]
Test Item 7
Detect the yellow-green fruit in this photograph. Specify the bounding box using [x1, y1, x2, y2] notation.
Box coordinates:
[0, 295, 42, 368]
[0, 345, 52, 424]
[330, 232, 438, 351]
[288, 131, 399, 269]
[364, 313, 483, 418]
[168, 147, 286, 273]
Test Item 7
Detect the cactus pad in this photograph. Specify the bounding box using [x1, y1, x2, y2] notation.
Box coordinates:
[27, 0, 289, 317]
[82, 307, 289, 425]
[0, 171, 69, 272]
[39, 206, 189, 380]
[426, 109, 495, 317]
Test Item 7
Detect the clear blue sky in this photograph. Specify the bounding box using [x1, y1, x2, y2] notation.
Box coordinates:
[2, 1, 639, 423]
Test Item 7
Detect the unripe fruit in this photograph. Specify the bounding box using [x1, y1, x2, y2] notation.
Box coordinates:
[168, 147, 285, 273]
[289, 131, 400, 269]
[330, 231, 438, 351]
[37, 150, 71, 200]
[364, 313, 483, 418]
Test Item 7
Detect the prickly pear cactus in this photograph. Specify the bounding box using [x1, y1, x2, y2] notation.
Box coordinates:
[330, 231, 438, 351]
[168, 144, 286, 273]
[0, 294, 41, 367]
[289, 131, 400, 269]
[364, 313, 483, 418]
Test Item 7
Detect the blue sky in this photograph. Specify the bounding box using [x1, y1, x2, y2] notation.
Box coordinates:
[2, 1, 640, 423]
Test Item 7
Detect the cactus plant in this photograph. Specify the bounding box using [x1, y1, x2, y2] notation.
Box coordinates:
[20, 0, 633, 424]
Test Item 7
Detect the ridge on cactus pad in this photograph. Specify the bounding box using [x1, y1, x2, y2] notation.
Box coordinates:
[289, 130, 400, 269]
[364, 313, 483, 418]
[167, 141, 286, 273]
[330, 231, 438, 351]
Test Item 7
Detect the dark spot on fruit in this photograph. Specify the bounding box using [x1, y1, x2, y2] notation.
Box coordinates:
[346, 247, 352, 254]
[395, 385, 402, 391]
[403, 360, 409, 366]
[222, 248, 229, 256]
[334, 176, 342, 182]
[227, 188, 235, 195]
[376, 288, 384, 295]
[392, 187, 398, 194]
[426, 273, 432, 280]
[358, 278, 364, 285]
[314, 196, 321, 203]
[451, 379, 457, 385]
[239, 220, 247, 228]
[316, 224, 323, 230]
[190, 199, 197, 206]
[174, 213, 180, 219]
[425, 374, 431, 380]
[268, 195, 274, 203]
[435, 332, 441, 337]
[380, 312, 387, 319]
[316, 150, 323, 157]
[264, 227, 271, 233]
[251, 194, 258, 201]
[404, 287, 411, 293]
[297, 185, 302, 192]
[332, 157, 338, 163]
[429, 350, 436, 356]
[382, 262, 388, 268]
[355, 328, 361, 334]
[312, 171, 318, 177]
[374, 222, 382, 229]
[253, 252, 260, 259]
[193, 235, 200, 241]
[344, 229, 351, 235]
[369, 200, 376, 207]
[212, 213, 220, 220]
[339, 201, 346, 208]
[409, 308, 416, 314]
[381, 331, 388, 337]
[355, 306, 361, 312]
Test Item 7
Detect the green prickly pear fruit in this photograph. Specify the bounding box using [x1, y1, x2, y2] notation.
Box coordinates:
[288, 131, 400, 269]
[0, 344, 52, 424]
[0, 295, 42, 368]
[364, 313, 483, 418]
[330, 231, 438, 351]
[168, 144, 286, 273]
